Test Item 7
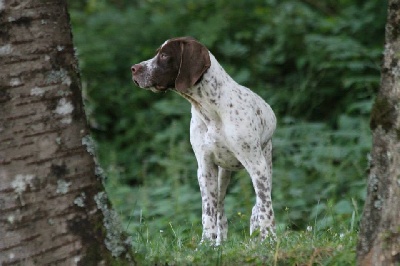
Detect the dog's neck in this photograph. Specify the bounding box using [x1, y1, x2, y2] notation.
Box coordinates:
[176, 52, 236, 123]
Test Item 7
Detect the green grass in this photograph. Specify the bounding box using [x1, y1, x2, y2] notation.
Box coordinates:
[130, 217, 357, 265]
[105, 171, 360, 265]
[126, 202, 357, 265]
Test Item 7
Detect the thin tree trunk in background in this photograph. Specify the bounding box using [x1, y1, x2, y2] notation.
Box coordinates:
[357, 0, 400, 265]
[0, 0, 134, 264]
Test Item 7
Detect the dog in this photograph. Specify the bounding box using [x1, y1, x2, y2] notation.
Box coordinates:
[131, 37, 276, 245]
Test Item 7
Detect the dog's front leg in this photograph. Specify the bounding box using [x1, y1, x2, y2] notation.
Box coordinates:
[216, 167, 231, 245]
[197, 158, 218, 244]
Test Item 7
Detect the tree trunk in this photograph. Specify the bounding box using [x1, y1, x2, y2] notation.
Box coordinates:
[357, 0, 400, 265]
[0, 0, 134, 265]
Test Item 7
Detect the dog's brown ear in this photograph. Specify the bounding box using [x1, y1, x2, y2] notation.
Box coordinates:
[175, 40, 211, 92]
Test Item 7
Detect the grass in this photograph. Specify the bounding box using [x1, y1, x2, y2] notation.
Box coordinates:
[106, 178, 360, 265]
[129, 217, 358, 265]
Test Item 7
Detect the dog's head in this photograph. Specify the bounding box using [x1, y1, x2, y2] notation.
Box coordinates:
[131, 37, 211, 93]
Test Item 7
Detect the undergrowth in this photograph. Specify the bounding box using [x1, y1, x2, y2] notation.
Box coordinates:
[109, 183, 361, 265]
[130, 216, 358, 265]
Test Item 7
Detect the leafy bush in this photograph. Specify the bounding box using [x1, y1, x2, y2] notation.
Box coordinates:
[68, 0, 386, 238]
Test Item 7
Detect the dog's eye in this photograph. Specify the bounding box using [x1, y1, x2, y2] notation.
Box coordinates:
[160, 53, 169, 60]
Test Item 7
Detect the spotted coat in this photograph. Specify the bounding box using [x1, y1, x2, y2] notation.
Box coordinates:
[131, 37, 277, 245]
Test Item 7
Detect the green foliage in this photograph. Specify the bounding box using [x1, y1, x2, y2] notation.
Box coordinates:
[68, 0, 386, 263]
[273, 114, 370, 228]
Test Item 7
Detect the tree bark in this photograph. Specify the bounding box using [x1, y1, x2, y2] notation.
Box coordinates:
[357, 0, 400, 265]
[0, 0, 134, 265]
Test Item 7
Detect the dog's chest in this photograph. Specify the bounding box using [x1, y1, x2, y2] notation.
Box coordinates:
[198, 119, 243, 171]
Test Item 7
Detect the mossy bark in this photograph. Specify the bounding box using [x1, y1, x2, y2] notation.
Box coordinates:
[357, 0, 400, 265]
[0, 0, 134, 264]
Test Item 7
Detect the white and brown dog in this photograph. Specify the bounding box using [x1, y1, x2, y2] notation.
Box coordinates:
[132, 37, 276, 245]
